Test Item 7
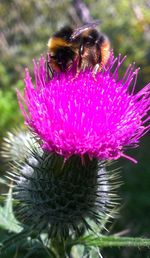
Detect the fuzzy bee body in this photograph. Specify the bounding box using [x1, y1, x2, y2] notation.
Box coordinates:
[47, 21, 110, 74]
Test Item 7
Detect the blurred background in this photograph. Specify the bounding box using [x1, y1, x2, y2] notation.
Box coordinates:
[0, 0, 150, 257]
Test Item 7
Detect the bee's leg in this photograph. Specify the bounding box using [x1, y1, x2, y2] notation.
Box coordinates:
[91, 41, 102, 80]
[71, 69, 80, 81]
[98, 39, 110, 71]
[93, 63, 100, 73]
[76, 44, 84, 75]
[46, 54, 53, 81]
[48, 62, 54, 79]
[92, 63, 101, 81]
[71, 52, 83, 81]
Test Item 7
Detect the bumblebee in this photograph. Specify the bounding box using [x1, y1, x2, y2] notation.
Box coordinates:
[47, 21, 110, 75]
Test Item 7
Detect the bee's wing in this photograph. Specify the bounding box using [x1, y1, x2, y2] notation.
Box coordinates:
[70, 20, 100, 40]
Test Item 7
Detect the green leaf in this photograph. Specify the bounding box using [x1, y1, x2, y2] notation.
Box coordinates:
[1, 231, 55, 258]
[70, 234, 150, 248]
[0, 186, 22, 233]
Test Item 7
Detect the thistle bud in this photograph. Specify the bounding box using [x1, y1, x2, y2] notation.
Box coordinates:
[5, 134, 119, 239]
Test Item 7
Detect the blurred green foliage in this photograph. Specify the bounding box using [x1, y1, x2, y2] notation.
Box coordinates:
[0, 0, 150, 257]
[0, 0, 71, 137]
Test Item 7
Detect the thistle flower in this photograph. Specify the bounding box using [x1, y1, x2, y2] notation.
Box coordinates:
[17, 54, 150, 163]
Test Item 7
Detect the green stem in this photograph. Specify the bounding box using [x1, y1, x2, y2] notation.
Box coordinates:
[70, 235, 150, 248]
[51, 237, 68, 258]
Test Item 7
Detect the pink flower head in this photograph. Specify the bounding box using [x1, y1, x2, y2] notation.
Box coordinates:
[17, 54, 150, 163]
